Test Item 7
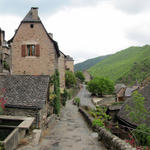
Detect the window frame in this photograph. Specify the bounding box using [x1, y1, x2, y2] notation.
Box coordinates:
[26, 44, 36, 56]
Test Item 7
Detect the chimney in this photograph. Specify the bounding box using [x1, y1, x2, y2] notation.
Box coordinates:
[31, 7, 38, 20]
[48, 33, 53, 39]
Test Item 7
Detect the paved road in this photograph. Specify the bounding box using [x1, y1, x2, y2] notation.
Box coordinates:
[77, 84, 95, 109]
[18, 100, 106, 150]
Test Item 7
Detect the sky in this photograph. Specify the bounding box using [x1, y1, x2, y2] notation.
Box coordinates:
[0, 0, 150, 63]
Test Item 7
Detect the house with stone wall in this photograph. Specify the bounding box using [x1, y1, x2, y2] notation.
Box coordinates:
[65, 55, 74, 72]
[0, 8, 74, 129]
[0, 75, 50, 128]
[8, 7, 74, 89]
[0, 28, 10, 73]
[9, 7, 60, 77]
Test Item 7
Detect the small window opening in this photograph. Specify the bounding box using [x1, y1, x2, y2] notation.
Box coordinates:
[30, 24, 34, 28]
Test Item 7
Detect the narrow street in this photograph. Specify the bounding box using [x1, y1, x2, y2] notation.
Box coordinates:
[18, 88, 106, 150]
[77, 84, 95, 109]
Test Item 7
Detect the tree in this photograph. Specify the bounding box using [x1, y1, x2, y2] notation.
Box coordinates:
[125, 91, 148, 124]
[75, 71, 85, 83]
[53, 70, 61, 115]
[65, 71, 77, 88]
[125, 91, 150, 146]
[87, 77, 114, 97]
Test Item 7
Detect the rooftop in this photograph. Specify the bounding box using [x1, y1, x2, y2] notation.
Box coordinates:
[22, 7, 41, 23]
[0, 75, 49, 109]
[118, 83, 150, 127]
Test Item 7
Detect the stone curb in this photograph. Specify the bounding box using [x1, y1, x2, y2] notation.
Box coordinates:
[79, 107, 136, 150]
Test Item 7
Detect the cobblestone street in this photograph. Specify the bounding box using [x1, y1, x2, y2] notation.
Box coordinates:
[77, 84, 95, 109]
[18, 88, 106, 150]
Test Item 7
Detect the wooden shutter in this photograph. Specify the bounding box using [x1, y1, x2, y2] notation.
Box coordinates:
[36, 44, 40, 57]
[21, 45, 26, 57]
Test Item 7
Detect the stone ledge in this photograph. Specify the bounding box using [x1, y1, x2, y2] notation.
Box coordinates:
[79, 107, 136, 150]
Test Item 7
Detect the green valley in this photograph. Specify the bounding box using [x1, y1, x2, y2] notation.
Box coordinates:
[88, 45, 150, 85]
[74, 55, 109, 71]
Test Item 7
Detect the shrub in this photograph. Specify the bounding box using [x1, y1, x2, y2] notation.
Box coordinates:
[2, 61, 9, 70]
[75, 71, 85, 83]
[125, 91, 149, 124]
[65, 71, 77, 88]
[92, 119, 105, 128]
[53, 70, 61, 115]
[125, 91, 150, 146]
[132, 124, 150, 146]
[87, 77, 114, 97]
[90, 106, 111, 128]
[73, 97, 80, 106]
[61, 89, 69, 106]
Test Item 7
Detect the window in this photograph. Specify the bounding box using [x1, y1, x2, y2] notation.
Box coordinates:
[27, 45, 35, 56]
[21, 44, 40, 57]
[30, 24, 34, 28]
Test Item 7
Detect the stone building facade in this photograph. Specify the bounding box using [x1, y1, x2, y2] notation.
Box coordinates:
[0, 28, 10, 73]
[58, 51, 66, 90]
[8, 7, 74, 89]
[65, 55, 74, 72]
[9, 7, 59, 77]
[0, 75, 50, 128]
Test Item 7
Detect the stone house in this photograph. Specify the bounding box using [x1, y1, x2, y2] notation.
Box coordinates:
[0, 75, 50, 128]
[117, 82, 150, 127]
[58, 51, 66, 90]
[0, 8, 74, 129]
[115, 84, 126, 102]
[8, 7, 73, 89]
[0, 28, 10, 73]
[65, 55, 74, 72]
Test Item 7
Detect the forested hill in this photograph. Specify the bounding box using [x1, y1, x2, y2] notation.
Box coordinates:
[74, 55, 109, 71]
[88, 45, 150, 85]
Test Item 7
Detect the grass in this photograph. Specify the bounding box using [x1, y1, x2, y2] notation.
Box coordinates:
[88, 45, 150, 85]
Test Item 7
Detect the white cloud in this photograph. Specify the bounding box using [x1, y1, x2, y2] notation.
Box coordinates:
[0, 15, 21, 40]
[43, 2, 140, 63]
[112, 0, 150, 14]
[1, 1, 150, 64]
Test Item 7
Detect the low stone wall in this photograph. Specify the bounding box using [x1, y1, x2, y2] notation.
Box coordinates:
[79, 107, 136, 150]
[1, 128, 19, 150]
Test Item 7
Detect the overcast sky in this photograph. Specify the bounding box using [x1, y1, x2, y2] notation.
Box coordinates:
[0, 0, 150, 63]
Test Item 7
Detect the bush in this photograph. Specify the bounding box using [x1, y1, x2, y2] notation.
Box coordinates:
[90, 106, 111, 128]
[92, 119, 105, 128]
[73, 97, 80, 106]
[125, 91, 148, 124]
[3, 61, 9, 70]
[75, 71, 85, 83]
[132, 124, 150, 146]
[65, 71, 77, 88]
[87, 77, 114, 97]
[53, 70, 61, 115]
[61, 89, 69, 106]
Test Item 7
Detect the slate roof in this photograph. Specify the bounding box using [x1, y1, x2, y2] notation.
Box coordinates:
[0, 75, 49, 109]
[117, 83, 150, 127]
[125, 86, 139, 97]
[115, 84, 126, 93]
[22, 7, 41, 23]
[65, 55, 74, 61]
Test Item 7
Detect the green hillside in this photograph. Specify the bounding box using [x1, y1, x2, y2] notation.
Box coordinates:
[88, 45, 150, 85]
[74, 55, 109, 71]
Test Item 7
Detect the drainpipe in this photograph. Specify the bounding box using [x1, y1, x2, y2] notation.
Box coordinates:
[35, 108, 40, 128]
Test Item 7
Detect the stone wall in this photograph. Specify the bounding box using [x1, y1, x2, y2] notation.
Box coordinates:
[65, 60, 74, 72]
[0, 128, 19, 150]
[3, 106, 48, 129]
[58, 52, 65, 89]
[79, 107, 136, 150]
[11, 22, 57, 76]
